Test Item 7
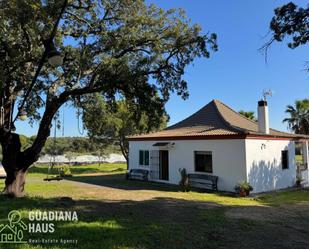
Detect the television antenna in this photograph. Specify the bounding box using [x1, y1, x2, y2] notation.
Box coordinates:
[262, 89, 273, 101]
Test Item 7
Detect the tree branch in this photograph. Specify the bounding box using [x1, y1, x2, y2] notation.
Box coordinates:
[65, 10, 93, 29]
[13, 0, 68, 123]
[23, 96, 65, 165]
[119, 136, 128, 164]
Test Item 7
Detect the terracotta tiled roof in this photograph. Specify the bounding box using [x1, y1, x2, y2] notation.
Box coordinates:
[129, 100, 309, 140]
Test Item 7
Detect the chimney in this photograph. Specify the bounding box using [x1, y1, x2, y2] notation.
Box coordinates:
[258, 100, 269, 134]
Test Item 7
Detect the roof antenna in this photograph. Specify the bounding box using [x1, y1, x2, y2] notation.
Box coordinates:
[262, 89, 273, 101]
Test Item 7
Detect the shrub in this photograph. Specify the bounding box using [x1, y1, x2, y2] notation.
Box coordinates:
[59, 165, 72, 177]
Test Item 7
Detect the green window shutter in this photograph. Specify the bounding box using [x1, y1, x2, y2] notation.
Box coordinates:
[145, 151, 149, 165]
[139, 150, 144, 165]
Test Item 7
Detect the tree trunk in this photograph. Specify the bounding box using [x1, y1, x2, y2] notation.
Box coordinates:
[0, 97, 66, 198]
[3, 169, 28, 197]
[0, 132, 31, 197]
[119, 137, 129, 169]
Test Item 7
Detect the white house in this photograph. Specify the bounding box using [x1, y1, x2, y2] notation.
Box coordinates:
[128, 99, 309, 193]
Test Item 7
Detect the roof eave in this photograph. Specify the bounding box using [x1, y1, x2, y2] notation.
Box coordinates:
[128, 133, 309, 141]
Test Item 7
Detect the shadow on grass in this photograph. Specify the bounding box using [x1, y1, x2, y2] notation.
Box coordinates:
[0, 194, 225, 249]
[0, 194, 308, 249]
[65, 173, 181, 192]
[64, 173, 237, 198]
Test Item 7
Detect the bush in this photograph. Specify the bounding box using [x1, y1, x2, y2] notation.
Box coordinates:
[59, 165, 72, 177]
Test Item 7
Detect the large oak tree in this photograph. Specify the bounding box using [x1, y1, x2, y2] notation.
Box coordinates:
[0, 0, 217, 197]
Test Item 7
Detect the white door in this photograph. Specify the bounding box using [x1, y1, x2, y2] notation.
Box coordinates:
[150, 150, 159, 180]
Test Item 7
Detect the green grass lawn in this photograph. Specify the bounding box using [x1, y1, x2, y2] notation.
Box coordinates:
[0, 163, 308, 249]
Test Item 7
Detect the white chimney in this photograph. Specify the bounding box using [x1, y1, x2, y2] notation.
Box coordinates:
[258, 100, 269, 134]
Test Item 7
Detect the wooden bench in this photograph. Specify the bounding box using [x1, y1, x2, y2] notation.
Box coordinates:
[188, 174, 218, 191]
[126, 169, 149, 181]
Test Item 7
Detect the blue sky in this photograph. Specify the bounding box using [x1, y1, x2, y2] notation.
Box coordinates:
[16, 0, 309, 137]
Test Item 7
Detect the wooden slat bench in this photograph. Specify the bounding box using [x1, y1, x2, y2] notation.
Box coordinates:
[126, 169, 149, 181]
[188, 174, 218, 191]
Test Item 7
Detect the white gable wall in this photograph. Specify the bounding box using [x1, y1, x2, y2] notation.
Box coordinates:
[245, 139, 296, 193]
[129, 139, 247, 192]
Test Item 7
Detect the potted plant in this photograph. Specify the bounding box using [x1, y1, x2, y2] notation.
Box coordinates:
[234, 181, 253, 197]
[296, 176, 303, 188]
[179, 168, 190, 192]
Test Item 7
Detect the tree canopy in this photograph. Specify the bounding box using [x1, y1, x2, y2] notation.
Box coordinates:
[238, 110, 256, 121]
[0, 0, 217, 196]
[263, 1, 308, 67]
[269, 2, 308, 49]
[82, 94, 168, 162]
[1, 0, 217, 152]
[283, 99, 309, 134]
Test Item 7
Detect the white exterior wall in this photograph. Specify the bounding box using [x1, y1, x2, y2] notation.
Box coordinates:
[245, 139, 296, 193]
[129, 139, 247, 192]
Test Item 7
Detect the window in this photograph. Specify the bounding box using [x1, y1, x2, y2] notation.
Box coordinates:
[194, 151, 213, 173]
[139, 150, 149, 166]
[282, 150, 289, 170]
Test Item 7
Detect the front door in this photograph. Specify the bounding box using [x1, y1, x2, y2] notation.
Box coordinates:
[159, 150, 169, 181]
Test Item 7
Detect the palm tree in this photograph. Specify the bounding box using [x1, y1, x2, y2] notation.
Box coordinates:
[239, 110, 256, 121]
[283, 99, 309, 134]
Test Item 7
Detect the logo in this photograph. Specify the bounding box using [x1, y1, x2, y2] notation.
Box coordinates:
[0, 210, 78, 245]
[0, 210, 27, 244]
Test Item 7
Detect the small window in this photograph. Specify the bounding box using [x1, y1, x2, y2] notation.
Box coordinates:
[282, 150, 289, 169]
[194, 151, 213, 173]
[139, 150, 149, 166]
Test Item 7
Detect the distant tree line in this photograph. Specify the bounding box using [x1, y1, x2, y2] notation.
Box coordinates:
[16, 136, 120, 156]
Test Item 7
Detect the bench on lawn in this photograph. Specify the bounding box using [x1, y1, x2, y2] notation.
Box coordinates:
[126, 169, 149, 181]
[188, 174, 218, 191]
